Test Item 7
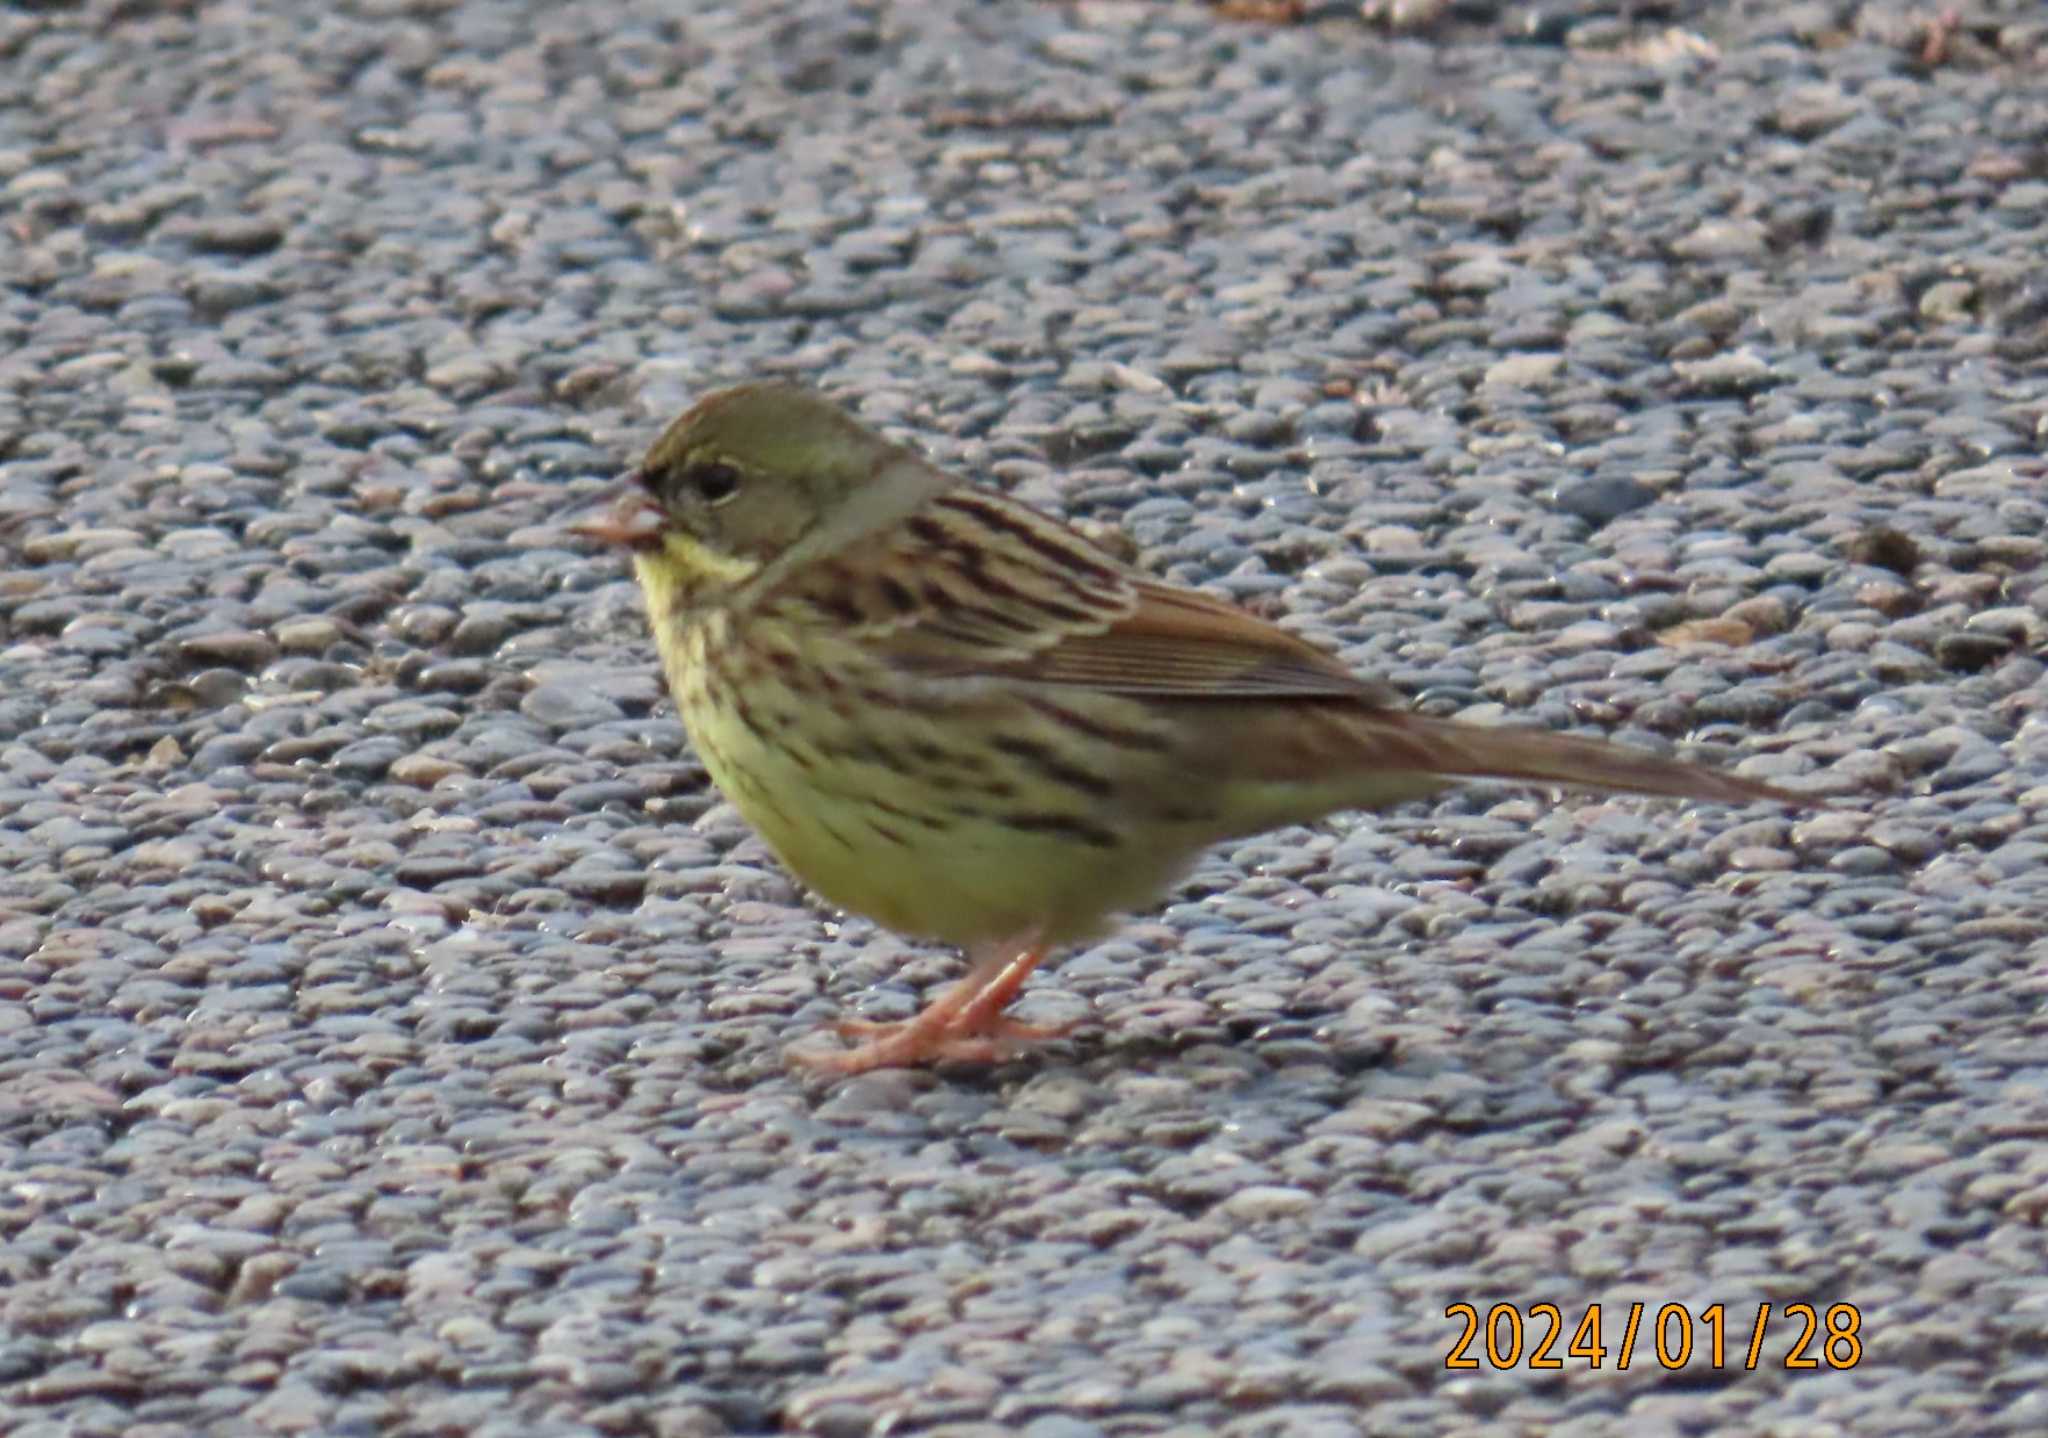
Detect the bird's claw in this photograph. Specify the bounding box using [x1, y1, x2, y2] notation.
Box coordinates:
[791, 1013, 1080, 1076]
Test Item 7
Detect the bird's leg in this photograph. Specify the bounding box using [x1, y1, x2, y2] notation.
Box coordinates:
[794, 935, 1076, 1075]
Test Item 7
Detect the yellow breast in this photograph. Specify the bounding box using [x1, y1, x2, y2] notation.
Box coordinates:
[654, 612, 1194, 950]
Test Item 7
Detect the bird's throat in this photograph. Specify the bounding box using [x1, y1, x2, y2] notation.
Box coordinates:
[632, 532, 762, 620]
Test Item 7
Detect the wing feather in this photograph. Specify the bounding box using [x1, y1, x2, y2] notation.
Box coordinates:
[776, 489, 1392, 703]
[1010, 580, 1387, 700]
[763, 485, 1807, 809]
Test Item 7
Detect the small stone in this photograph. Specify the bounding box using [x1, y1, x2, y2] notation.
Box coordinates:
[1842, 526, 1920, 574]
[521, 682, 625, 730]
[1673, 350, 1777, 394]
[1670, 218, 1766, 260]
[447, 612, 512, 654]
[1552, 475, 1655, 526]
[22, 527, 147, 562]
[330, 737, 407, 778]
[1360, 524, 1425, 555]
[1829, 847, 1897, 876]
[1658, 618, 1753, 648]
[177, 214, 286, 255]
[274, 618, 343, 654]
[390, 754, 468, 787]
[180, 630, 279, 669]
[1484, 352, 1564, 388]
[392, 604, 459, 644]
[1936, 630, 2011, 673]
[1774, 84, 1858, 140]
[1967, 607, 2044, 646]
[1919, 280, 1976, 323]
[1219, 1184, 1317, 1221]
[1723, 595, 1790, 636]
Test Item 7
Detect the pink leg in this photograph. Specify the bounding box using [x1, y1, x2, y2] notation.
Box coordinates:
[793, 937, 1076, 1076]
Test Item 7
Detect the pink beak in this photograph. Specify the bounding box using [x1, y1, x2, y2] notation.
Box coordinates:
[569, 486, 666, 551]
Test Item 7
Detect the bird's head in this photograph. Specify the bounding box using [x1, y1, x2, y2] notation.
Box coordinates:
[574, 381, 956, 610]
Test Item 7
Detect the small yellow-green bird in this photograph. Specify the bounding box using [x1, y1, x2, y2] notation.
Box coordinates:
[577, 382, 1805, 1075]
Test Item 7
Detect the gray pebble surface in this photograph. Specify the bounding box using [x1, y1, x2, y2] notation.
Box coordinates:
[3, 0, 2047, 1434]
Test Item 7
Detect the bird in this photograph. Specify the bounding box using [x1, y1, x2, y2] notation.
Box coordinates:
[574, 381, 1807, 1075]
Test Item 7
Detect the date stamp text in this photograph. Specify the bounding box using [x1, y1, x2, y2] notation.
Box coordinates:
[1444, 1302, 1863, 1372]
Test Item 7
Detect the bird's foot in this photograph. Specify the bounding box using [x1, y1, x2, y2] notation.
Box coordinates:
[794, 1011, 1079, 1076]
[790, 938, 1071, 1076]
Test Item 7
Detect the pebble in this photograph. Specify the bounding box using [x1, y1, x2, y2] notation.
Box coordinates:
[1217, 1184, 1318, 1222]
[1484, 352, 1564, 389]
[176, 631, 280, 669]
[520, 682, 627, 730]
[389, 754, 470, 787]
[1551, 474, 1656, 526]
[273, 618, 344, 654]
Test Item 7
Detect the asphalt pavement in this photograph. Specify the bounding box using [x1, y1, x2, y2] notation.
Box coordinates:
[2, 1, 2046, 1435]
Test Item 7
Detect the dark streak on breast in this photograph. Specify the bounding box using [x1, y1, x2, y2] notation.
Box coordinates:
[807, 589, 864, 625]
[989, 734, 1115, 800]
[715, 746, 796, 829]
[727, 691, 762, 737]
[816, 734, 907, 772]
[878, 575, 919, 613]
[1023, 696, 1173, 753]
[815, 815, 857, 851]
[905, 515, 951, 551]
[760, 641, 842, 698]
[868, 794, 948, 830]
[999, 812, 1120, 849]
[854, 685, 919, 717]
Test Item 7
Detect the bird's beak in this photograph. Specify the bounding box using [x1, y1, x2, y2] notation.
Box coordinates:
[569, 477, 667, 551]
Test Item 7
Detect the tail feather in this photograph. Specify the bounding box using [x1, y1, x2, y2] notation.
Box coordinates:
[1383, 712, 1809, 808]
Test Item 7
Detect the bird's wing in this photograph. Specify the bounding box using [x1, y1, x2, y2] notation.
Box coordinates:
[1005, 577, 1389, 699]
[768, 489, 1809, 808]
[782, 489, 1394, 703]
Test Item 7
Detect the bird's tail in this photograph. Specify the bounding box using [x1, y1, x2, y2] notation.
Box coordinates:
[1374, 711, 1809, 808]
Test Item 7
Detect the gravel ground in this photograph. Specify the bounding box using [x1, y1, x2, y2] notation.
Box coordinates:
[4, 1, 2048, 1434]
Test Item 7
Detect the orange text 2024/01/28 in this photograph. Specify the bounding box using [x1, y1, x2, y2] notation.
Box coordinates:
[1444, 1301, 1863, 1372]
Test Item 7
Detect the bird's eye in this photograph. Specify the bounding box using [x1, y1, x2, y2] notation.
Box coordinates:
[688, 462, 742, 505]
